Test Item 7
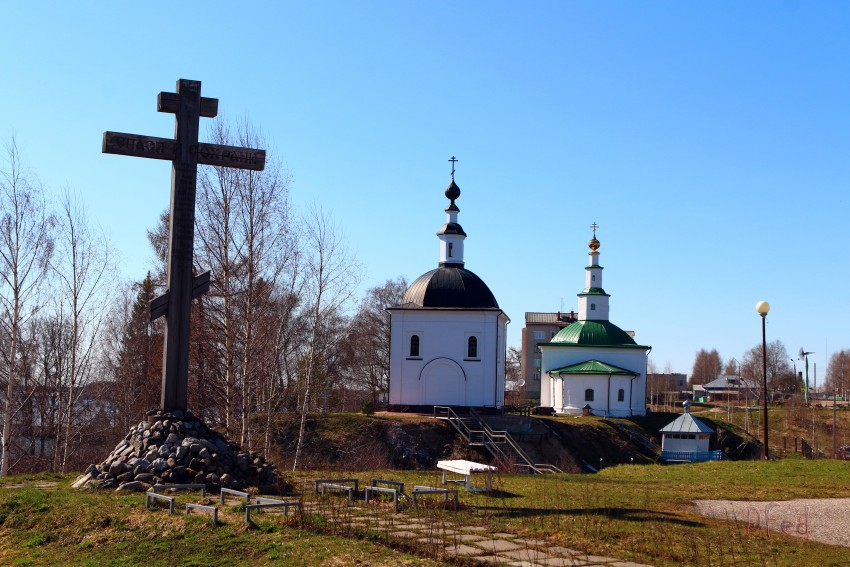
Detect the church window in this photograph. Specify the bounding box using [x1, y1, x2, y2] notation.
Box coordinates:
[448, 242, 453, 257]
[585, 389, 594, 402]
[410, 335, 420, 357]
[591, 303, 596, 311]
[467, 336, 478, 358]
[618, 388, 625, 402]
[533, 372, 540, 381]
[533, 331, 545, 340]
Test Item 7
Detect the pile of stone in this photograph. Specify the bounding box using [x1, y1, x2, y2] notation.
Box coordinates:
[73, 409, 276, 493]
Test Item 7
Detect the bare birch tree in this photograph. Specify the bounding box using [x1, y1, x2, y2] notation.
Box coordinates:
[0, 138, 54, 476]
[195, 120, 294, 442]
[292, 206, 359, 471]
[52, 189, 115, 471]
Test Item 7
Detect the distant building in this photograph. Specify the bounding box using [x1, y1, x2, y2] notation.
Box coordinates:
[539, 227, 650, 417]
[647, 373, 688, 402]
[388, 173, 509, 409]
[693, 375, 757, 402]
[520, 311, 577, 401]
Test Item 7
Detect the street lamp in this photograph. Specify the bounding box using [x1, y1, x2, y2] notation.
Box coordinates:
[756, 300, 770, 460]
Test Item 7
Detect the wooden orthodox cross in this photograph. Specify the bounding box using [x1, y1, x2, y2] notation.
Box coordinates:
[103, 79, 266, 412]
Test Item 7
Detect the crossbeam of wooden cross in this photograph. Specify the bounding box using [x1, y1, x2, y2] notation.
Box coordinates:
[103, 79, 266, 412]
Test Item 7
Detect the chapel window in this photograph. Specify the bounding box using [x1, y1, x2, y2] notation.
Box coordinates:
[467, 336, 478, 358]
[448, 242, 453, 257]
[585, 389, 594, 402]
[618, 388, 625, 402]
[410, 335, 420, 357]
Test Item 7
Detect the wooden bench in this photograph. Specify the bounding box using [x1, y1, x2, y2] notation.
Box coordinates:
[244, 498, 302, 523]
[411, 485, 458, 510]
[185, 503, 218, 525]
[319, 482, 355, 501]
[219, 487, 250, 505]
[364, 486, 400, 510]
[313, 478, 359, 495]
[150, 483, 207, 497]
[371, 478, 404, 494]
[437, 459, 496, 492]
[145, 491, 175, 514]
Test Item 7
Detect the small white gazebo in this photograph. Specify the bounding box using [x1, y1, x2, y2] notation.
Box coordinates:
[659, 401, 718, 462]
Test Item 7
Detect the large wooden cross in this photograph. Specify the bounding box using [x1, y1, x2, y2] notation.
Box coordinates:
[103, 79, 266, 412]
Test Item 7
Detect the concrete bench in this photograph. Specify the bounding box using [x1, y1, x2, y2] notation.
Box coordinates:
[319, 482, 355, 501]
[219, 488, 250, 505]
[371, 478, 404, 494]
[244, 499, 302, 523]
[437, 459, 496, 492]
[150, 483, 207, 497]
[364, 486, 400, 510]
[411, 485, 458, 510]
[145, 491, 175, 514]
[313, 478, 359, 495]
[185, 503, 218, 525]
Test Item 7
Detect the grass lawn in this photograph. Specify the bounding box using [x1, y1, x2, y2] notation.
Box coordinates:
[3, 459, 847, 566]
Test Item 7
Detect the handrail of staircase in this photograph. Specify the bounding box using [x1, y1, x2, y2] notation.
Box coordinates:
[607, 419, 661, 454]
[470, 409, 562, 474]
[433, 405, 474, 443]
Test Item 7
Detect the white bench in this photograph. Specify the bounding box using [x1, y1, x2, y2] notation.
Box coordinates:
[437, 459, 496, 492]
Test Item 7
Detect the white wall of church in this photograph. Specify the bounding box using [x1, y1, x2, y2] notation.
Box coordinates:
[539, 345, 648, 417]
[388, 309, 507, 407]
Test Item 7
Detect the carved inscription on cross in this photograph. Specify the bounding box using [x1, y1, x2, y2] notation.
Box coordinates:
[103, 79, 266, 412]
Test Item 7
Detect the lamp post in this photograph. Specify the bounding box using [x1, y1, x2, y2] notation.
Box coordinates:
[756, 300, 770, 460]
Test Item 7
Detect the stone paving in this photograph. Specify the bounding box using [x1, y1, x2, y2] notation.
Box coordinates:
[300, 500, 654, 567]
[3, 477, 652, 567]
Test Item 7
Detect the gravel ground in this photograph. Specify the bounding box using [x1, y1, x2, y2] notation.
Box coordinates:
[694, 497, 850, 548]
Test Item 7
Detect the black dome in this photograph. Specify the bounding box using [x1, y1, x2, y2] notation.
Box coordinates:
[401, 265, 499, 308]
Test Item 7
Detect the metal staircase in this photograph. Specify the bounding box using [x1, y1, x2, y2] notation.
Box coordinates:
[433, 406, 562, 474]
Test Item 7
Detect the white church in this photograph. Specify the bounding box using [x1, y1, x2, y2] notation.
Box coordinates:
[539, 227, 650, 417]
[387, 172, 509, 409]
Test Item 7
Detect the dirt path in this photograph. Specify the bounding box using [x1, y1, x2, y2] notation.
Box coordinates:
[694, 497, 850, 548]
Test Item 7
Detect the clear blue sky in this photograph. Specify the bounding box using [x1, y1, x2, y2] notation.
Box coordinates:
[2, 1, 849, 379]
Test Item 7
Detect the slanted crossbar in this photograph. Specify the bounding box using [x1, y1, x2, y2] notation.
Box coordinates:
[145, 492, 175, 514]
[185, 503, 218, 525]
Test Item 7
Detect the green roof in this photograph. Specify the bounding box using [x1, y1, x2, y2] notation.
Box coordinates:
[548, 359, 638, 376]
[550, 320, 639, 347]
[578, 287, 609, 296]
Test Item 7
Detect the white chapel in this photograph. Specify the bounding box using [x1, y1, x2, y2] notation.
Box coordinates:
[539, 226, 649, 417]
[387, 171, 509, 409]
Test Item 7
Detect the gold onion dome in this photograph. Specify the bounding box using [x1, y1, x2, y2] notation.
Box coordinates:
[589, 236, 600, 251]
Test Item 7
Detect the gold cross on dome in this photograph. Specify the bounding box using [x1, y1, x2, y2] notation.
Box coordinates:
[590, 222, 599, 237]
[448, 155, 458, 181]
